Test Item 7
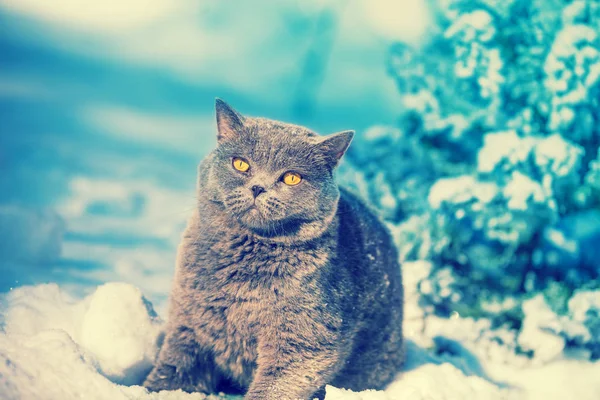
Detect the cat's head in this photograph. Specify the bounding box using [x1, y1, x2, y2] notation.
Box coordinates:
[202, 99, 353, 242]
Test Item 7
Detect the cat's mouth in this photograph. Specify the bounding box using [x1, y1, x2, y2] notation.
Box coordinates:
[225, 194, 289, 232]
[246, 206, 260, 216]
[233, 202, 315, 239]
[239, 205, 290, 235]
[238, 203, 267, 225]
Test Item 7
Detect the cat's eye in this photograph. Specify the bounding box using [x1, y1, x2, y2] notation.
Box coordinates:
[282, 171, 302, 186]
[232, 157, 250, 172]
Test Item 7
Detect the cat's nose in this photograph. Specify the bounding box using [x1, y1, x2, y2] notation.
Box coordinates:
[251, 185, 266, 198]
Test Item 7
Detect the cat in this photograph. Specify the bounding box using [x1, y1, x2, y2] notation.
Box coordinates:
[143, 99, 404, 400]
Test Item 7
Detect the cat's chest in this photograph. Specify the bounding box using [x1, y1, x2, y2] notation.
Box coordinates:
[189, 231, 326, 314]
[187, 232, 329, 381]
[198, 230, 327, 285]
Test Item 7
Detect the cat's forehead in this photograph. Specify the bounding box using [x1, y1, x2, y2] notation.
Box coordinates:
[248, 117, 318, 139]
[220, 117, 327, 171]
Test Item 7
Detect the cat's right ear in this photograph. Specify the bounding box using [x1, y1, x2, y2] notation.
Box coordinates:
[215, 98, 245, 143]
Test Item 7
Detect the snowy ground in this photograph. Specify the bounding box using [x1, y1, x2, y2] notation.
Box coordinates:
[1, 280, 598, 400]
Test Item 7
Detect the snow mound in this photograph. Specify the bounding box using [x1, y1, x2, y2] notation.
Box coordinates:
[325, 341, 517, 400]
[2, 283, 88, 339]
[519, 291, 600, 361]
[518, 296, 565, 364]
[0, 328, 210, 399]
[80, 282, 164, 384]
[0, 282, 166, 399]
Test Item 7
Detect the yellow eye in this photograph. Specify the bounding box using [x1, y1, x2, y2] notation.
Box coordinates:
[282, 172, 302, 186]
[232, 157, 250, 172]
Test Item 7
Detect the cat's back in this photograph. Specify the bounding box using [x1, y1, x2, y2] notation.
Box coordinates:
[330, 188, 404, 392]
[336, 187, 398, 263]
[335, 187, 402, 315]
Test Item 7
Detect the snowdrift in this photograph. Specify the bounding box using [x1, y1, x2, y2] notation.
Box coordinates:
[1, 282, 598, 400]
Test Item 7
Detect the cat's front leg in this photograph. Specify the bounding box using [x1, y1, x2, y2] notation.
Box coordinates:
[144, 325, 217, 394]
[244, 342, 343, 400]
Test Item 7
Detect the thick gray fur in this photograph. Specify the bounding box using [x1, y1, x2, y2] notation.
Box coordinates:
[143, 100, 404, 399]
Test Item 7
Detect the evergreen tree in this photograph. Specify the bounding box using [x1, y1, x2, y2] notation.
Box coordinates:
[344, 0, 600, 359]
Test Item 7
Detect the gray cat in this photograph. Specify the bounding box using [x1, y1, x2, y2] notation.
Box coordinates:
[143, 100, 404, 399]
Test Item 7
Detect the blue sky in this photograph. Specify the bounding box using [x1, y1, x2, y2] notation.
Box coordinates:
[0, 0, 431, 308]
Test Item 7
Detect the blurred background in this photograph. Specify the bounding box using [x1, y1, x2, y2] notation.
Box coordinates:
[1, 0, 599, 361]
[0, 0, 429, 306]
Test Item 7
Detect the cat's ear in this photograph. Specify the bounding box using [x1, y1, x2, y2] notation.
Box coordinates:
[317, 130, 354, 166]
[215, 98, 245, 143]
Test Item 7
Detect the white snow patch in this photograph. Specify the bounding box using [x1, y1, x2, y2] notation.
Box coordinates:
[518, 295, 565, 364]
[428, 175, 498, 208]
[488, 359, 600, 400]
[402, 261, 433, 337]
[544, 227, 578, 253]
[444, 10, 494, 42]
[562, 290, 600, 344]
[2, 283, 89, 340]
[0, 282, 164, 397]
[503, 171, 548, 210]
[534, 134, 583, 177]
[80, 283, 163, 384]
[478, 132, 582, 192]
[385, 362, 515, 400]
[569, 290, 600, 324]
[477, 130, 537, 173]
[55, 176, 194, 311]
[0, 328, 210, 399]
[514, 292, 599, 361]
[326, 362, 514, 399]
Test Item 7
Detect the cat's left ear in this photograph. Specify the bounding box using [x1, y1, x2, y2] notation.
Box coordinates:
[317, 130, 354, 166]
[215, 98, 245, 143]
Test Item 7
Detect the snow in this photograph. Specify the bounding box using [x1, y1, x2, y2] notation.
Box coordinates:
[1, 283, 163, 386]
[80, 283, 163, 385]
[569, 290, 600, 325]
[544, 23, 600, 133]
[518, 296, 565, 364]
[327, 360, 513, 400]
[477, 130, 534, 174]
[0, 328, 210, 400]
[2, 280, 599, 400]
[444, 10, 494, 43]
[428, 175, 498, 208]
[544, 228, 578, 254]
[503, 171, 548, 210]
[515, 291, 600, 364]
[0, 283, 210, 400]
[534, 134, 583, 178]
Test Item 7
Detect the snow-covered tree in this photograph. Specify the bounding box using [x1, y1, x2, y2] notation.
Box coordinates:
[344, 0, 600, 359]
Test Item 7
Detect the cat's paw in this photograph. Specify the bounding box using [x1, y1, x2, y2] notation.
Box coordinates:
[144, 364, 178, 392]
[143, 364, 197, 393]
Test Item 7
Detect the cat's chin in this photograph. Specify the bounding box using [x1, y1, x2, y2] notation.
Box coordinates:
[238, 213, 321, 242]
[238, 208, 271, 230]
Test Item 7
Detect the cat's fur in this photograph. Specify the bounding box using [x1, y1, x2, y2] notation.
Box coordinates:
[143, 100, 404, 400]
